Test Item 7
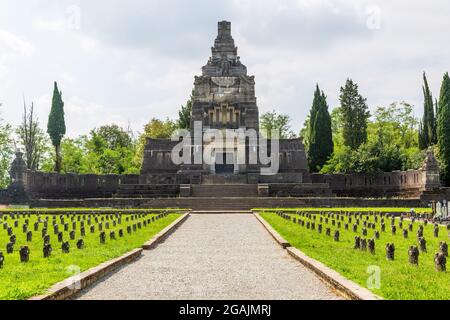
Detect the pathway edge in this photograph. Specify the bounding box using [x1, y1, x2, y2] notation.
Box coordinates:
[253, 211, 383, 301]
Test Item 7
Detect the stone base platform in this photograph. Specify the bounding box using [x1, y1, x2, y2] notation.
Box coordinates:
[29, 197, 425, 210]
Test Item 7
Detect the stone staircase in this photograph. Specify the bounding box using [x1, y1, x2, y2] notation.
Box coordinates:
[114, 184, 179, 198]
[191, 184, 258, 197]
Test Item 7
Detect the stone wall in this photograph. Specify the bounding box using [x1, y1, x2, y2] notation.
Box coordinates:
[24, 171, 139, 199]
[311, 170, 425, 198]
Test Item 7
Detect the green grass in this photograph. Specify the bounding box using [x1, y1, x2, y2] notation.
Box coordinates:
[254, 207, 432, 214]
[0, 211, 181, 300]
[260, 210, 449, 300]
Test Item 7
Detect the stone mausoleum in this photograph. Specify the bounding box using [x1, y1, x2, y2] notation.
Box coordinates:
[0, 21, 447, 210]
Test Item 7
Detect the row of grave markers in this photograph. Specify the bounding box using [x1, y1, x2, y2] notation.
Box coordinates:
[275, 211, 448, 272]
[0, 211, 171, 267]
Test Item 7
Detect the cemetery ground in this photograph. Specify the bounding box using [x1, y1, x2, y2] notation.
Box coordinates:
[259, 209, 449, 300]
[0, 209, 181, 300]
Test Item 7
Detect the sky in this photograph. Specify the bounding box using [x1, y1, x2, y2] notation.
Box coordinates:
[0, 0, 449, 138]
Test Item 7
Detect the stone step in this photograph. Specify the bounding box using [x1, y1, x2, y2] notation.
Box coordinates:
[191, 184, 258, 197]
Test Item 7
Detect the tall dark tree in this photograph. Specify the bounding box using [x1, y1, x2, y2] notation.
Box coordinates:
[339, 79, 370, 150]
[308, 85, 333, 172]
[178, 91, 193, 129]
[47, 82, 66, 172]
[419, 72, 437, 148]
[437, 72, 450, 186]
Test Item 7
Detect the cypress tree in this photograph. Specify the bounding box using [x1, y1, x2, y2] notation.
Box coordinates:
[437, 72, 450, 186]
[339, 79, 370, 150]
[308, 85, 333, 172]
[47, 82, 66, 172]
[419, 72, 436, 148]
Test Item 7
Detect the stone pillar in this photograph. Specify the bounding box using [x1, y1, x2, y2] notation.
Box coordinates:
[7, 151, 29, 203]
[422, 149, 441, 191]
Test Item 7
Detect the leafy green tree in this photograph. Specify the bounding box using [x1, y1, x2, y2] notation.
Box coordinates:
[260, 110, 296, 139]
[339, 79, 370, 150]
[134, 118, 177, 168]
[322, 101, 422, 174]
[419, 72, 437, 149]
[16, 100, 50, 170]
[47, 82, 66, 172]
[178, 91, 193, 129]
[0, 103, 13, 188]
[308, 85, 333, 172]
[437, 72, 450, 186]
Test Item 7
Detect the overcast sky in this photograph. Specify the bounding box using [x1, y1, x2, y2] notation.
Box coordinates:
[0, 0, 449, 137]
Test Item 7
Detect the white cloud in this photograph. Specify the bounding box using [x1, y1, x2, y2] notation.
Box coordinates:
[0, 30, 35, 57]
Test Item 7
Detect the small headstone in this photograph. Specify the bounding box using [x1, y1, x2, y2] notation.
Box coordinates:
[0, 252, 4, 268]
[368, 239, 375, 255]
[417, 226, 424, 238]
[403, 229, 408, 239]
[26, 231, 32, 242]
[434, 252, 447, 272]
[64, 223, 69, 232]
[352, 224, 357, 233]
[6, 242, 14, 254]
[409, 223, 413, 232]
[19, 246, 30, 263]
[317, 224, 322, 234]
[362, 228, 367, 236]
[100, 232, 106, 244]
[127, 226, 132, 234]
[76, 239, 84, 249]
[434, 226, 439, 238]
[418, 237, 427, 253]
[374, 230, 380, 240]
[334, 230, 340, 242]
[439, 242, 448, 257]
[386, 243, 395, 260]
[10, 235, 16, 244]
[408, 246, 419, 265]
[391, 225, 397, 235]
[381, 223, 386, 232]
[7, 227, 12, 236]
[90, 225, 95, 233]
[344, 223, 349, 230]
[57, 232, 63, 242]
[70, 231, 75, 240]
[62, 241, 70, 253]
[43, 243, 52, 258]
[110, 231, 116, 240]
[34, 222, 39, 232]
[360, 238, 367, 251]
[44, 235, 50, 245]
[325, 228, 331, 237]
[119, 229, 124, 237]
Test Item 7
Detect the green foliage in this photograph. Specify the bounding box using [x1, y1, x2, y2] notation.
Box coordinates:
[0, 104, 13, 188]
[260, 110, 296, 139]
[0, 211, 180, 300]
[339, 79, 370, 150]
[47, 82, 66, 172]
[261, 211, 450, 300]
[178, 91, 193, 129]
[322, 102, 422, 174]
[16, 102, 51, 171]
[419, 73, 437, 149]
[437, 72, 450, 186]
[308, 85, 333, 172]
[134, 118, 178, 168]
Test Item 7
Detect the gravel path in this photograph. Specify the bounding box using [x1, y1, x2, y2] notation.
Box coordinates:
[76, 214, 342, 300]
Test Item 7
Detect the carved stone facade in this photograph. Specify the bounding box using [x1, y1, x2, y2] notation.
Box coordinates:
[141, 21, 309, 181]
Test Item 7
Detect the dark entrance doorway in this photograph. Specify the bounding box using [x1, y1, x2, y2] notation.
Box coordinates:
[215, 153, 234, 174]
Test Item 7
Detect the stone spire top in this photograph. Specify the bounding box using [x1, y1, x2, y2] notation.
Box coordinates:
[212, 21, 238, 61]
[202, 21, 247, 77]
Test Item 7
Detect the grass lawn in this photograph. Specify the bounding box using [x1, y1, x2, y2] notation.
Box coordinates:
[254, 207, 432, 214]
[0, 210, 181, 300]
[260, 210, 449, 300]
